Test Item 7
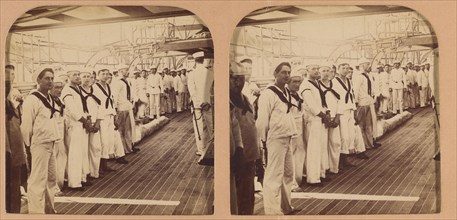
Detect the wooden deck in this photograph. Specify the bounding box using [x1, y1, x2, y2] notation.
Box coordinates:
[253, 107, 440, 215]
[54, 111, 214, 215]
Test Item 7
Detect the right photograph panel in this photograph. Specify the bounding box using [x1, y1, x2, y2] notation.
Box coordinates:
[229, 5, 440, 215]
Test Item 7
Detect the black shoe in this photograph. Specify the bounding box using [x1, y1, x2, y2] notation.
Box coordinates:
[344, 160, 357, 167]
[356, 152, 369, 159]
[81, 181, 93, 187]
[320, 177, 332, 182]
[373, 142, 382, 148]
[308, 182, 324, 187]
[116, 157, 129, 164]
[132, 147, 140, 153]
[68, 187, 85, 191]
[291, 187, 304, 192]
[87, 175, 98, 180]
[198, 158, 214, 166]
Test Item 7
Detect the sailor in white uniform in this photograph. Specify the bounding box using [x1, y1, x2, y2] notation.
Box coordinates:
[415, 63, 428, 107]
[146, 67, 162, 119]
[390, 60, 407, 114]
[300, 62, 331, 186]
[256, 61, 296, 215]
[287, 67, 305, 190]
[187, 51, 214, 165]
[92, 69, 119, 172]
[21, 68, 59, 213]
[49, 74, 67, 196]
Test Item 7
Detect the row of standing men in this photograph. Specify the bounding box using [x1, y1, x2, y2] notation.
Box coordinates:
[4, 51, 215, 214]
[229, 57, 435, 215]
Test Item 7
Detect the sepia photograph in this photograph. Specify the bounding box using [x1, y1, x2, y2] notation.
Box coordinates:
[4, 5, 214, 215]
[229, 5, 440, 215]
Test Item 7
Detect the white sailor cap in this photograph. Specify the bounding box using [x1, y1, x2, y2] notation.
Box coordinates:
[290, 67, 305, 79]
[53, 73, 67, 85]
[32, 68, 54, 83]
[270, 59, 291, 74]
[414, 62, 421, 66]
[236, 56, 252, 63]
[392, 59, 401, 64]
[229, 61, 246, 76]
[192, 51, 204, 59]
[358, 57, 371, 65]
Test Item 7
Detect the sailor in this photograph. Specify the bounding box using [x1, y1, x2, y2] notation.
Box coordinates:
[146, 67, 162, 119]
[173, 69, 185, 112]
[405, 61, 418, 109]
[390, 60, 407, 114]
[80, 68, 104, 179]
[415, 63, 428, 107]
[187, 51, 214, 165]
[256, 61, 296, 214]
[169, 70, 178, 112]
[135, 69, 149, 119]
[61, 69, 91, 190]
[229, 61, 260, 215]
[319, 62, 345, 175]
[5, 66, 27, 213]
[112, 64, 139, 154]
[92, 69, 119, 173]
[424, 62, 433, 104]
[162, 68, 173, 113]
[299, 62, 331, 187]
[353, 58, 381, 150]
[287, 65, 306, 191]
[180, 68, 190, 110]
[49, 73, 67, 196]
[21, 68, 59, 213]
[237, 56, 261, 107]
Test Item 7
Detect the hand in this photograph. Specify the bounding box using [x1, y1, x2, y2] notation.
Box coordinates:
[201, 102, 211, 111]
[94, 121, 101, 131]
[389, 88, 393, 92]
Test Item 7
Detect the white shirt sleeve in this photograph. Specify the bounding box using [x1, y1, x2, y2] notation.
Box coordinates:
[20, 96, 36, 146]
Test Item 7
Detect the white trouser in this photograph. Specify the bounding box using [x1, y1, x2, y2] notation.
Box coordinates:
[263, 137, 294, 215]
[99, 115, 115, 159]
[304, 117, 326, 183]
[327, 126, 341, 173]
[353, 125, 367, 153]
[381, 96, 389, 113]
[176, 92, 183, 112]
[67, 121, 88, 188]
[88, 131, 102, 178]
[392, 89, 404, 113]
[53, 140, 67, 191]
[191, 108, 205, 154]
[198, 108, 214, 162]
[419, 88, 426, 107]
[290, 133, 305, 187]
[149, 94, 161, 117]
[339, 110, 356, 154]
[114, 130, 126, 158]
[28, 142, 56, 214]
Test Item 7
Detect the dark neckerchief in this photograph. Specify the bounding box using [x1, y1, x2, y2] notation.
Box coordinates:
[308, 80, 327, 108]
[319, 80, 341, 100]
[361, 72, 372, 96]
[81, 86, 101, 106]
[267, 85, 295, 113]
[31, 91, 57, 118]
[120, 78, 131, 101]
[335, 76, 354, 104]
[53, 97, 65, 116]
[289, 92, 303, 111]
[69, 85, 89, 113]
[95, 82, 114, 109]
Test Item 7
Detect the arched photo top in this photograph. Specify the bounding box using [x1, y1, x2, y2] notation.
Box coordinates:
[7, 5, 213, 84]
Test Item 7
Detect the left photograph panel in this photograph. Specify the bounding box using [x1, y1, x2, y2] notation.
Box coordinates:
[5, 5, 214, 215]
